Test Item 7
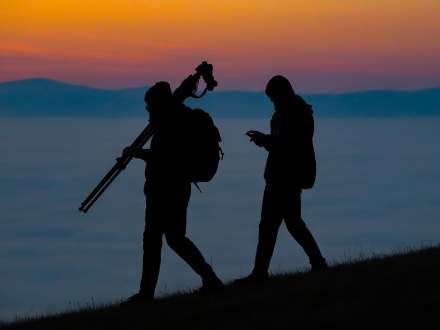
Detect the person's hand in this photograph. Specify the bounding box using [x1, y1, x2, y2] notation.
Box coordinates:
[116, 146, 134, 168]
[122, 146, 134, 157]
[246, 130, 267, 147]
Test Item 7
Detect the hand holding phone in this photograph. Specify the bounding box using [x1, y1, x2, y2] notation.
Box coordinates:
[246, 130, 266, 147]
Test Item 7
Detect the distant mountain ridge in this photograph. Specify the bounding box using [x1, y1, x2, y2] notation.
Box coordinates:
[1, 78, 439, 117]
[0, 79, 146, 117]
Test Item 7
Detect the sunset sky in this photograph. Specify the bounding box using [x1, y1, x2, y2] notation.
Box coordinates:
[1, 0, 439, 92]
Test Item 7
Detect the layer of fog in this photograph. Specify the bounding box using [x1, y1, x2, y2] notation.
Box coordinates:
[1, 117, 439, 320]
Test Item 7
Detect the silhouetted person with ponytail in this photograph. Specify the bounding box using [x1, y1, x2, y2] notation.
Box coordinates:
[236, 75, 327, 283]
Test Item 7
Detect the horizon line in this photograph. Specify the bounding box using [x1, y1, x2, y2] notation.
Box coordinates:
[1, 77, 439, 96]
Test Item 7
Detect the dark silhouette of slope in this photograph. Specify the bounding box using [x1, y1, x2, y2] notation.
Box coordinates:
[2, 245, 440, 329]
[1, 78, 440, 117]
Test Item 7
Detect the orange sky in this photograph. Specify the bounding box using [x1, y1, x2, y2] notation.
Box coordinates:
[1, 0, 439, 92]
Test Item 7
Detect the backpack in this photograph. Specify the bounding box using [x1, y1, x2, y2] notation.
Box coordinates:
[185, 108, 222, 182]
[300, 140, 316, 189]
[287, 95, 316, 189]
[298, 110, 316, 189]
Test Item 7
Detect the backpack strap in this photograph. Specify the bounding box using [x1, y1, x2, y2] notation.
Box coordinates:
[193, 182, 203, 193]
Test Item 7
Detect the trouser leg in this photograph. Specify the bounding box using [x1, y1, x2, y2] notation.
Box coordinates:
[164, 184, 218, 282]
[284, 191, 325, 266]
[166, 234, 216, 280]
[253, 184, 284, 276]
[139, 197, 163, 297]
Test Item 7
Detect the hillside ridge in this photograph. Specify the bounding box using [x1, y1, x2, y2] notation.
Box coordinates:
[2, 245, 439, 329]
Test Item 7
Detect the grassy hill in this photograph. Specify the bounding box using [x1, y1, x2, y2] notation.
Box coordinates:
[2, 245, 439, 329]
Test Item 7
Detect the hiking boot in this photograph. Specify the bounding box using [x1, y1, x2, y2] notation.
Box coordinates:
[311, 258, 329, 273]
[201, 274, 224, 292]
[233, 272, 269, 285]
[120, 292, 153, 306]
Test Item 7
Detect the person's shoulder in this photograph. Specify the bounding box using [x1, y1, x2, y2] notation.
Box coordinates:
[271, 111, 281, 120]
[173, 103, 191, 120]
[175, 103, 191, 113]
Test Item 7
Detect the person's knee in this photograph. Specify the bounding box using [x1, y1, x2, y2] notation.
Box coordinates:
[143, 230, 162, 249]
[287, 218, 307, 232]
[259, 216, 279, 233]
[165, 233, 187, 250]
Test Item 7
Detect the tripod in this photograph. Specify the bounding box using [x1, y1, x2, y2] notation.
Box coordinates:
[79, 61, 217, 214]
[78, 124, 154, 213]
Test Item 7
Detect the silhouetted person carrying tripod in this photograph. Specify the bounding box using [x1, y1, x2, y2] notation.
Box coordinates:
[237, 75, 327, 283]
[124, 82, 223, 303]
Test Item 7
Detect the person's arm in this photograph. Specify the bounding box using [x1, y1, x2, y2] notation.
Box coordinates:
[133, 148, 152, 161]
[246, 130, 272, 151]
[261, 134, 274, 151]
[246, 128, 296, 152]
[120, 147, 152, 162]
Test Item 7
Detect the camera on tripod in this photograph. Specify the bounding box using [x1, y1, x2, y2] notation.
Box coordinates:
[172, 61, 218, 103]
[195, 61, 218, 92]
